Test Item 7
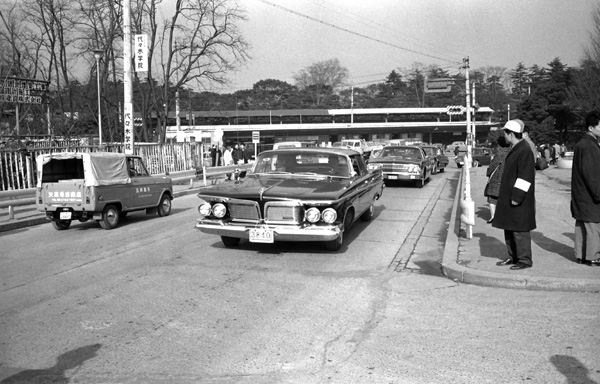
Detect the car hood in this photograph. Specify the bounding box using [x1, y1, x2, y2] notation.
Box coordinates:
[370, 157, 423, 164]
[198, 175, 354, 201]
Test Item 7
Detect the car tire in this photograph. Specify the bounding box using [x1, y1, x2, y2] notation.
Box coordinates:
[416, 174, 425, 188]
[439, 167, 445, 173]
[473, 160, 480, 167]
[157, 194, 172, 217]
[221, 236, 241, 247]
[360, 202, 374, 222]
[99, 204, 120, 230]
[325, 209, 353, 251]
[52, 220, 71, 230]
[432, 162, 438, 174]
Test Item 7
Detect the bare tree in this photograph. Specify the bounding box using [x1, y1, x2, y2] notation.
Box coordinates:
[293, 58, 349, 107]
[568, 2, 600, 114]
[151, 0, 250, 143]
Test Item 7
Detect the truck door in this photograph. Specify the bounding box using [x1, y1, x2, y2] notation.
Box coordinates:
[128, 157, 159, 208]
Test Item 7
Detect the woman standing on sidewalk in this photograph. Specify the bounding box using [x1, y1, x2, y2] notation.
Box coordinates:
[484, 135, 510, 223]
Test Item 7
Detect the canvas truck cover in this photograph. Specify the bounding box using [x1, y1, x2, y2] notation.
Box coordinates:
[36, 152, 131, 187]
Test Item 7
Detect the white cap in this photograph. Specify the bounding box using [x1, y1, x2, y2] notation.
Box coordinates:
[503, 119, 525, 133]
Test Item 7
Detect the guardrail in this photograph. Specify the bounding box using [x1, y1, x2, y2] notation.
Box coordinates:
[0, 163, 254, 221]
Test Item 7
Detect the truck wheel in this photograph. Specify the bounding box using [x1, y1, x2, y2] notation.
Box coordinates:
[221, 236, 240, 247]
[52, 220, 71, 230]
[157, 194, 172, 217]
[99, 204, 120, 230]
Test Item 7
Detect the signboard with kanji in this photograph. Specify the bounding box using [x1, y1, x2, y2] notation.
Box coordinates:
[134, 34, 148, 72]
[252, 131, 260, 144]
[0, 77, 50, 104]
[124, 102, 134, 154]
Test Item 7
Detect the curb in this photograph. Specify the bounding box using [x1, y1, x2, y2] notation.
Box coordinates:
[441, 168, 600, 293]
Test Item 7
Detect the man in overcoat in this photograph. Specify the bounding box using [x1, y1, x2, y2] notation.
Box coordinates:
[492, 119, 536, 270]
[571, 110, 600, 266]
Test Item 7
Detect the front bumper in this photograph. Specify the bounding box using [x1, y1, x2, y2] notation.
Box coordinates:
[195, 220, 342, 242]
[382, 172, 420, 181]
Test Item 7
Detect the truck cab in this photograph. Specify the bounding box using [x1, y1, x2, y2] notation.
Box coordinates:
[36, 152, 173, 230]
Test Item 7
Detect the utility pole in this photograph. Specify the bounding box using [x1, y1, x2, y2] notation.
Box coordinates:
[460, 57, 475, 239]
[123, 0, 134, 154]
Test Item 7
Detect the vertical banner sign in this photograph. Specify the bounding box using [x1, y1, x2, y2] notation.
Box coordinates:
[134, 34, 148, 72]
[124, 102, 134, 154]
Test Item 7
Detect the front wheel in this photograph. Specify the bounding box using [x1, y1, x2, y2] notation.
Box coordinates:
[325, 210, 353, 251]
[157, 194, 172, 217]
[472, 160, 480, 167]
[361, 202, 374, 222]
[99, 204, 120, 230]
[52, 220, 71, 230]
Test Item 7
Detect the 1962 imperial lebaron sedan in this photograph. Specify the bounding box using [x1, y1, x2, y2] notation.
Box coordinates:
[195, 148, 384, 251]
[367, 145, 432, 188]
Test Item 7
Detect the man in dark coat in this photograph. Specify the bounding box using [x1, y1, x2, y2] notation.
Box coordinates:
[571, 110, 600, 266]
[492, 119, 536, 270]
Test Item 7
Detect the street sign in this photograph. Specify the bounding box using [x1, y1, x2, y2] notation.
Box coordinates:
[252, 131, 260, 144]
[425, 78, 454, 93]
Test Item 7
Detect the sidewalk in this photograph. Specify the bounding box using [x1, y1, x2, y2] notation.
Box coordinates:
[442, 164, 600, 292]
[2, 168, 599, 292]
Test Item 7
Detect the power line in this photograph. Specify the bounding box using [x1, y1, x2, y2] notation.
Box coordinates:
[307, 0, 464, 62]
[255, 0, 463, 66]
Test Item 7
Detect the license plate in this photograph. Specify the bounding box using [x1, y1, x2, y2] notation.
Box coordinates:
[250, 228, 274, 243]
[387, 175, 398, 180]
[59, 211, 72, 220]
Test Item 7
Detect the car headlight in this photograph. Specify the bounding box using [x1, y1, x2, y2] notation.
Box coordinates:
[198, 203, 212, 216]
[407, 164, 420, 173]
[212, 203, 227, 218]
[322, 208, 337, 223]
[367, 163, 381, 170]
[305, 207, 321, 223]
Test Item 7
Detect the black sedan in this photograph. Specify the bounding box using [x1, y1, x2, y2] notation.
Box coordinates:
[195, 148, 384, 251]
[367, 145, 432, 188]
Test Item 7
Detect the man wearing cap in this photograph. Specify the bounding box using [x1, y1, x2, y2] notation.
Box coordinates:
[571, 110, 600, 266]
[493, 119, 537, 270]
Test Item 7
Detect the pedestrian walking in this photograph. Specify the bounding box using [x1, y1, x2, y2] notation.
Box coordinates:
[210, 145, 217, 167]
[223, 145, 234, 180]
[571, 110, 600, 266]
[492, 119, 537, 270]
[484, 135, 510, 223]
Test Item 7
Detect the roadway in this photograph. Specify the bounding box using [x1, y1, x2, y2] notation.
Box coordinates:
[1, 165, 599, 383]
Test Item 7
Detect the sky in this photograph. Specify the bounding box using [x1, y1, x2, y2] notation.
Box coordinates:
[210, 0, 598, 93]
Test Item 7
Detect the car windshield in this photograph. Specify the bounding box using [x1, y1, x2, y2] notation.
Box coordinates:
[380, 147, 422, 160]
[252, 151, 351, 177]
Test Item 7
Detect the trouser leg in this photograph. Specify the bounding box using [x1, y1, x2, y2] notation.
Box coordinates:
[574, 220, 585, 261]
[513, 231, 532, 266]
[583, 221, 600, 260]
[504, 230, 518, 263]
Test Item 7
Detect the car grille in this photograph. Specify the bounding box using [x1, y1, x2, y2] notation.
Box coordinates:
[229, 201, 260, 221]
[380, 163, 410, 172]
[227, 200, 302, 224]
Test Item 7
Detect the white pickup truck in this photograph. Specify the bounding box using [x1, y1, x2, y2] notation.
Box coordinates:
[36, 152, 173, 230]
[340, 139, 372, 158]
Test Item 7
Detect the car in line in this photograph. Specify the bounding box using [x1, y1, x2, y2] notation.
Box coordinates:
[420, 145, 449, 174]
[366, 145, 432, 188]
[456, 147, 492, 168]
[195, 147, 384, 251]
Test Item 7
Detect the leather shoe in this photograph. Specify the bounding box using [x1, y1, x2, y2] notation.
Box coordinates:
[510, 262, 532, 270]
[496, 258, 515, 266]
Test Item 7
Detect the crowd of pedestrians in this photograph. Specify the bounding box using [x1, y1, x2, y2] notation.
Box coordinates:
[483, 114, 600, 270]
[209, 143, 254, 181]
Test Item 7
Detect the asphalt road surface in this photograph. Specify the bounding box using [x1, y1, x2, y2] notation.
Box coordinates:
[1, 167, 599, 384]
